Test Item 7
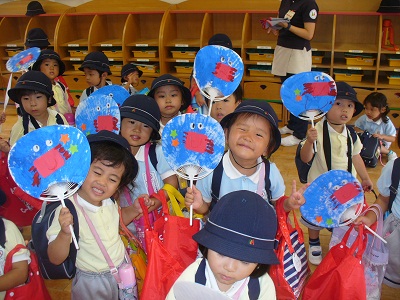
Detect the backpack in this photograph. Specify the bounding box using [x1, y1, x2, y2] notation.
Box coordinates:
[358, 130, 380, 168]
[295, 120, 358, 183]
[210, 158, 271, 210]
[30, 199, 79, 279]
[0, 217, 5, 248]
[388, 157, 400, 213]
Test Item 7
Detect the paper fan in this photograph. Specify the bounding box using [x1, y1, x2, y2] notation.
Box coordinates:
[75, 94, 121, 135]
[6, 47, 41, 72]
[8, 125, 91, 249]
[173, 282, 230, 300]
[300, 170, 364, 228]
[90, 85, 130, 107]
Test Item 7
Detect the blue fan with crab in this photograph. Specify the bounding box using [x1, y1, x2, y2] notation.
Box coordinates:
[6, 47, 41, 72]
[90, 85, 130, 107]
[75, 94, 121, 135]
[300, 170, 364, 228]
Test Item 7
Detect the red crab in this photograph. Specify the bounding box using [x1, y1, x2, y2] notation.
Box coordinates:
[16, 53, 34, 69]
[212, 62, 237, 82]
[329, 182, 362, 210]
[302, 81, 336, 97]
[183, 131, 214, 154]
[94, 116, 119, 132]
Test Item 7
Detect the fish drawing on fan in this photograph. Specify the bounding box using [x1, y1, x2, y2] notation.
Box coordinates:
[90, 85, 130, 107]
[75, 94, 121, 135]
[8, 125, 91, 249]
[162, 113, 225, 224]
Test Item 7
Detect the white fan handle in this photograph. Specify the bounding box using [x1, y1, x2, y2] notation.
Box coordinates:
[60, 199, 79, 250]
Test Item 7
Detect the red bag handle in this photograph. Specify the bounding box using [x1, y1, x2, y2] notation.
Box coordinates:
[342, 224, 367, 259]
[138, 191, 170, 231]
[276, 196, 304, 254]
[4, 244, 27, 273]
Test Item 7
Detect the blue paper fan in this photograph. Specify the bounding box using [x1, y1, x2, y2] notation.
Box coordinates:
[193, 45, 244, 103]
[281, 71, 336, 121]
[90, 85, 130, 107]
[300, 170, 364, 228]
[75, 94, 121, 135]
[6, 47, 41, 72]
[8, 125, 91, 199]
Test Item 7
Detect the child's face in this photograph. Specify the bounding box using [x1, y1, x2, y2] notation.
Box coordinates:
[20, 92, 49, 119]
[210, 95, 240, 123]
[227, 114, 271, 164]
[153, 85, 183, 119]
[125, 71, 140, 86]
[83, 68, 106, 88]
[364, 102, 385, 122]
[40, 58, 59, 82]
[207, 249, 258, 292]
[326, 98, 356, 125]
[78, 159, 124, 206]
[120, 118, 153, 152]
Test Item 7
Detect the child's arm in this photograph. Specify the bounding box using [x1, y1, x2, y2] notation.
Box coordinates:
[354, 194, 389, 227]
[283, 180, 308, 212]
[185, 185, 210, 215]
[0, 260, 28, 292]
[121, 194, 154, 225]
[300, 127, 317, 163]
[353, 154, 373, 191]
[372, 132, 396, 143]
[0, 111, 6, 125]
[0, 138, 10, 153]
[47, 207, 74, 265]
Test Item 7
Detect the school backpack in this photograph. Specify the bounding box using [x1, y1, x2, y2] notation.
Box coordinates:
[358, 130, 380, 168]
[388, 157, 400, 213]
[295, 120, 358, 183]
[30, 199, 79, 279]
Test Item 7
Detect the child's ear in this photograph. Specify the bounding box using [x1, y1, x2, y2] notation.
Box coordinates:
[101, 72, 107, 78]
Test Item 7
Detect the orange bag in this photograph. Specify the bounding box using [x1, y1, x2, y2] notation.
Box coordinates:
[140, 191, 199, 299]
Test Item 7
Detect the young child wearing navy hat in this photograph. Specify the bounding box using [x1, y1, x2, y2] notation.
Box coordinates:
[119, 95, 178, 240]
[148, 74, 191, 135]
[3, 71, 68, 149]
[47, 130, 151, 299]
[167, 190, 279, 299]
[299, 81, 373, 266]
[120, 63, 143, 95]
[79, 51, 112, 102]
[184, 100, 306, 215]
[32, 49, 74, 125]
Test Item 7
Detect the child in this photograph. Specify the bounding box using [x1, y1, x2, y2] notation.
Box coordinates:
[79, 51, 112, 102]
[120, 63, 143, 95]
[147, 74, 191, 134]
[167, 190, 278, 299]
[7, 70, 68, 147]
[299, 81, 373, 265]
[185, 100, 306, 215]
[47, 130, 152, 299]
[0, 216, 30, 298]
[210, 84, 242, 123]
[32, 49, 74, 124]
[354, 92, 397, 161]
[119, 95, 178, 232]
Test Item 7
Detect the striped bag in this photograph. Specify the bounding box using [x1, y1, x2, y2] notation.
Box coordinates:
[270, 197, 310, 299]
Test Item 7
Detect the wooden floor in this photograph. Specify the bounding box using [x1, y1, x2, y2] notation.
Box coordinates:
[1, 102, 398, 299]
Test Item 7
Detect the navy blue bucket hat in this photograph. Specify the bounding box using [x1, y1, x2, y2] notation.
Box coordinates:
[32, 49, 66, 76]
[79, 51, 112, 75]
[25, 28, 50, 48]
[121, 63, 143, 83]
[335, 81, 364, 116]
[120, 95, 161, 140]
[220, 100, 281, 154]
[26, 1, 46, 16]
[193, 190, 279, 265]
[208, 33, 233, 49]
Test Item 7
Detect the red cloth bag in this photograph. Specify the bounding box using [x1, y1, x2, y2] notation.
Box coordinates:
[0, 152, 41, 227]
[4, 244, 52, 300]
[302, 225, 367, 300]
[140, 191, 200, 300]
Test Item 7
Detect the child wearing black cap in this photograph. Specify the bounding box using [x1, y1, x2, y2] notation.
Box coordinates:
[120, 63, 143, 95]
[185, 100, 306, 215]
[47, 130, 151, 299]
[167, 190, 279, 299]
[5, 71, 68, 148]
[79, 51, 112, 102]
[299, 81, 373, 266]
[148, 74, 191, 134]
[32, 49, 74, 125]
[119, 95, 178, 238]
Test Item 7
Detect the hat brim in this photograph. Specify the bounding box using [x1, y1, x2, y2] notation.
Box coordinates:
[8, 85, 55, 106]
[26, 10, 46, 17]
[79, 63, 112, 75]
[120, 111, 161, 140]
[25, 40, 50, 48]
[32, 58, 65, 76]
[193, 227, 279, 265]
[120, 68, 143, 83]
[337, 95, 364, 116]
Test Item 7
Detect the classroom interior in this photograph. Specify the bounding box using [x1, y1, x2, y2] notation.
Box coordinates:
[0, 0, 399, 299]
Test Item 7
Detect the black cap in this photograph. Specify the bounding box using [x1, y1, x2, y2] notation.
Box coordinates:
[79, 51, 112, 75]
[377, 0, 400, 12]
[148, 74, 191, 111]
[32, 49, 65, 76]
[336, 82, 364, 116]
[26, 1, 46, 17]
[121, 63, 143, 83]
[8, 71, 55, 106]
[25, 28, 50, 49]
[208, 33, 233, 49]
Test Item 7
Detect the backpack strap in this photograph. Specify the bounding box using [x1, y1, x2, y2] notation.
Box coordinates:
[194, 257, 260, 299]
[149, 143, 158, 171]
[0, 217, 5, 248]
[389, 157, 400, 212]
[85, 86, 95, 97]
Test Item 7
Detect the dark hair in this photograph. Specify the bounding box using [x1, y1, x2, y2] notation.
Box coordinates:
[199, 246, 270, 278]
[15, 89, 51, 102]
[225, 112, 276, 158]
[120, 117, 160, 142]
[89, 142, 137, 190]
[231, 84, 243, 103]
[363, 92, 390, 124]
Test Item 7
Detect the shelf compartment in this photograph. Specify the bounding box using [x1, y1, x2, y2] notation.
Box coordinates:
[248, 65, 273, 77]
[334, 69, 364, 82]
[247, 49, 274, 62]
[344, 53, 376, 66]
